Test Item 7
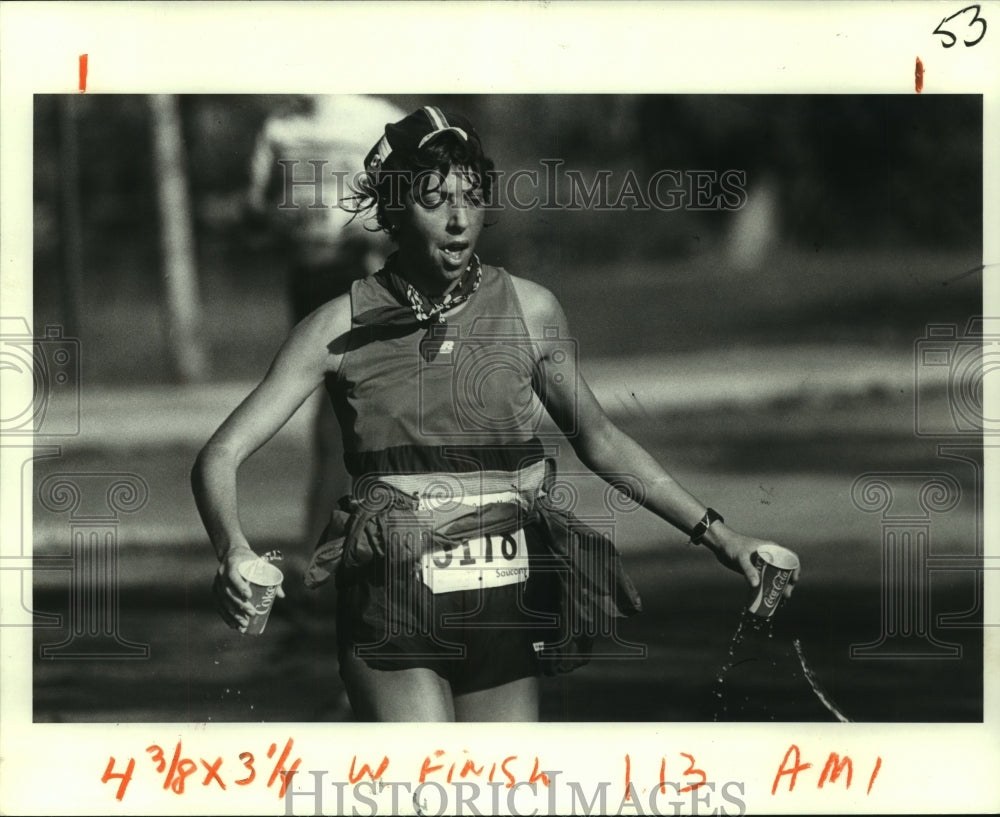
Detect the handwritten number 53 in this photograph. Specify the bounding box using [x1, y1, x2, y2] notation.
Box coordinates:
[933, 5, 987, 47]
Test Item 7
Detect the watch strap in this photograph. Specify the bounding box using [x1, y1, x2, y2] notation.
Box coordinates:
[688, 508, 724, 545]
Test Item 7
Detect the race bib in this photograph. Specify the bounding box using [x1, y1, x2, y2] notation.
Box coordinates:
[419, 530, 529, 594]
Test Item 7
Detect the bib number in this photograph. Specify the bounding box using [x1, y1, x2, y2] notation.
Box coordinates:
[419, 530, 529, 594]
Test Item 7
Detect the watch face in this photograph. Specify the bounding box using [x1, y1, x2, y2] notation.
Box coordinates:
[690, 509, 722, 543]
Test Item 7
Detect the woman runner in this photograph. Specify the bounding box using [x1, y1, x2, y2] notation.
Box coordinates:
[192, 105, 800, 722]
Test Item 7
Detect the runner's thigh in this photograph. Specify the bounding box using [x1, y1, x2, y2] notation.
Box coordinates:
[454, 675, 539, 722]
[340, 652, 455, 722]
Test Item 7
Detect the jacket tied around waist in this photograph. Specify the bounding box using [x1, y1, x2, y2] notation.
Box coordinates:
[303, 466, 644, 674]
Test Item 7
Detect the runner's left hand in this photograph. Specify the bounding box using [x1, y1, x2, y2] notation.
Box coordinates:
[700, 525, 799, 599]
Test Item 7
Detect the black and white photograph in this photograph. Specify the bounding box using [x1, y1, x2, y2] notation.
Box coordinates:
[2, 2, 998, 815]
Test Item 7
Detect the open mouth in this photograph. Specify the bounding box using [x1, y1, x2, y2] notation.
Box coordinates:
[441, 242, 469, 266]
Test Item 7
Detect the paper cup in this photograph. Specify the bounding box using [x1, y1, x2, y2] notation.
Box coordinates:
[747, 544, 799, 618]
[238, 558, 284, 635]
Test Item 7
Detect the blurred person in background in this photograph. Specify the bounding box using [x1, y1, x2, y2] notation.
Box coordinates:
[246, 94, 405, 540]
[197, 106, 799, 721]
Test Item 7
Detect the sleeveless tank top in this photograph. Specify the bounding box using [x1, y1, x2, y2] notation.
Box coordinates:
[328, 264, 547, 479]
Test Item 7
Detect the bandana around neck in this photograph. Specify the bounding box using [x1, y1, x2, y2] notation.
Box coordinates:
[397, 252, 482, 324]
[358, 252, 482, 327]
[354, 252, 483, 361]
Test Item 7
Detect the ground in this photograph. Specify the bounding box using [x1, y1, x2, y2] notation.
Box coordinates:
[30, 387, 983, 723]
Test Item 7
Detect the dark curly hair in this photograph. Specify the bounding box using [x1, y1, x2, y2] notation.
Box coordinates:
[343, 131, 495, 238]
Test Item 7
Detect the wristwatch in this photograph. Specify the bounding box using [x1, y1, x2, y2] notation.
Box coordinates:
[688, 508, 724, 545]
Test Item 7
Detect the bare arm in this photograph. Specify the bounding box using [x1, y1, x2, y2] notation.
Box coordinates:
[191, 296, 350, 627]
[511, 276, 798, 595]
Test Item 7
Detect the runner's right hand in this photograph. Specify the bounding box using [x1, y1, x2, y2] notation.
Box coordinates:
[213, 541, 258, 632]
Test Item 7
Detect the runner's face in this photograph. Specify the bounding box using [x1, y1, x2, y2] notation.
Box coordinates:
[394, 167, 485, 294]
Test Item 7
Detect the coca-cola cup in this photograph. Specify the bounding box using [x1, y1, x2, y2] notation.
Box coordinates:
[747, 544, 799, 618]
[237, 557, 284, 635]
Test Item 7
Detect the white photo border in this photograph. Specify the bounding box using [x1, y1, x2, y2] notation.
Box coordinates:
[2, 1, 998, 814]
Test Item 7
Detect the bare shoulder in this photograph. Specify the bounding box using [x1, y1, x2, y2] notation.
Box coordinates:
[284, 292, 353, 374]
[301, 291, 352, 334]
[506, 272, 568, 331]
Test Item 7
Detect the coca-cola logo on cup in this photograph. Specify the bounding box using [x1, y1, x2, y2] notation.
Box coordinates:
[254, 585, 277, 614]
[764, 573, 788, 608]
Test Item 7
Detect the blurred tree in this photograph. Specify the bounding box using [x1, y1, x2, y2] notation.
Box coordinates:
[149, 94, 206, 383]
[31, 93, 982, 385]
[634, 94, 981, 251]
[56, 96, 85, 338]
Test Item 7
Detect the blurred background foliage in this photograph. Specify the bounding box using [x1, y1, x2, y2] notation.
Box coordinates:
[32, 94, 982, 384]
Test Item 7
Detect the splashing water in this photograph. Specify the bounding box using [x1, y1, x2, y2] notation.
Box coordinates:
[713, 607, 851, 722]
[792, 638, 851, 723]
